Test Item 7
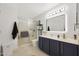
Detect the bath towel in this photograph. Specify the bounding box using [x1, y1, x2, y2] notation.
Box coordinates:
[12, 22, 18, 39]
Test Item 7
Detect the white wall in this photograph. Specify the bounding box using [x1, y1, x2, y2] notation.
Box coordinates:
[17, 4, 38, 40]
[33, 12, 47, 31]
[0, 4, 18, 56]
[18, 18, 28, 31]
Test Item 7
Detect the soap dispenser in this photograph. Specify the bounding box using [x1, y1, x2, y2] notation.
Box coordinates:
[74, 34, 77, 40]
[57, 35, 60, 38]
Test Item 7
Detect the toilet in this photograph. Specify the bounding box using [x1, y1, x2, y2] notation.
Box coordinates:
[32, 39, 38, 47]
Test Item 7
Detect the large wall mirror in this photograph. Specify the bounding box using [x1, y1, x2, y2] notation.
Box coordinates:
[46, 14, 67, 32]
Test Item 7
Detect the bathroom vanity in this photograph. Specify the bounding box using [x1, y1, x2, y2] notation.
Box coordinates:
[38, 36, 79, 56]
[37, 3, 79, 56]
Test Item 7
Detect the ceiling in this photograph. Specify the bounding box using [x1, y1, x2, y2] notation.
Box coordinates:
[17, 3, 58, 19]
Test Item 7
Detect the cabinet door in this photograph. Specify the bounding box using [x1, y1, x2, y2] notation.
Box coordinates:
[63, 42, 78, 56]
[39, 37, 43, 50]
[42, 38, 50, 54]
[60, 42, 64, 56]
[78, 45, 79, 56]
[49, 39, 60, 56]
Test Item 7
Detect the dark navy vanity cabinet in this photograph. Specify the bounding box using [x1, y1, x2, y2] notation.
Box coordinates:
[42, 38, 50, 54]
[62, 42, 78, 56]
[39, 37, 43, 50]
[39, 37, 50, 54]
[38, 36, 79, 56]
[49, 39, 60, 56]
[78, 46, 79, 55]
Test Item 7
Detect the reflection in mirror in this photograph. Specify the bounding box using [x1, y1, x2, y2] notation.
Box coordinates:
[46, 14, 65, 31]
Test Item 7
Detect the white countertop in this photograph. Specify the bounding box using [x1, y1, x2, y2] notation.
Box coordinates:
[39, 35, 79, 45]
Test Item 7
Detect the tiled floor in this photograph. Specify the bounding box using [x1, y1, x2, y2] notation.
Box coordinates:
[13, 38, 48, 56]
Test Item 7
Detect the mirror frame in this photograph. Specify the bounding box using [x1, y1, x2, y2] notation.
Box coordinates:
[45, 13, 68, 33]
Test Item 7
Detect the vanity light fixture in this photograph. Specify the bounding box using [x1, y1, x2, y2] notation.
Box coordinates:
[57, 9, 60, 13]
[53, 12, 55, 15]
[50, 12, 52, 16]
[47, 7, 65, 19]
[61, 7, 65, 12]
